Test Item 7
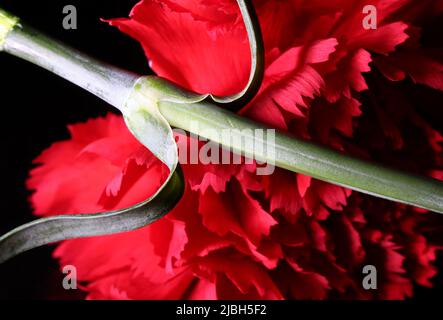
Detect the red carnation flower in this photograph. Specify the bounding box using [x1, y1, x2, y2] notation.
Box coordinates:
[27, 0, 443, 299]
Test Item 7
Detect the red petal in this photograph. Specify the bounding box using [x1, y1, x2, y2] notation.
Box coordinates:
[109, 0, 249, 96]
[198, 179, 277, 247]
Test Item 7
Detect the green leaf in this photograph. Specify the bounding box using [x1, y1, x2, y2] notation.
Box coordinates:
[0, 167, 184, 264]
[190, 0, 264, 111]
[0, 77, 192, 263]
[209, 0, 264, 109]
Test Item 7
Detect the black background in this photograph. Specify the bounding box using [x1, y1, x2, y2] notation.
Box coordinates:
[0, 0, 442, 300]
[0, 0, 146, 299]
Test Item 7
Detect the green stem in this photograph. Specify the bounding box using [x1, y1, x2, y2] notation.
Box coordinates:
[1, 11, 443, 214]
[159, 100, 443, 213]
[0, 9, 18, 49]
[3, 21, 138, 109]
